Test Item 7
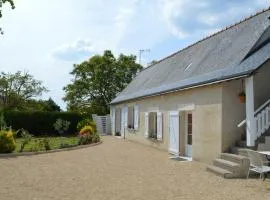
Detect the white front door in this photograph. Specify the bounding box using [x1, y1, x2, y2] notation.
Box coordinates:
[168, 111, 179, 155]
[185, 112, 193, 157]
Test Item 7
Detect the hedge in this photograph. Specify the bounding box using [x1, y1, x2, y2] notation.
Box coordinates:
[3, 111, 86, 136]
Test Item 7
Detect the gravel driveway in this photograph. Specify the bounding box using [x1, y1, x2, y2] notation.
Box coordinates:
[0, 136, 269, 200]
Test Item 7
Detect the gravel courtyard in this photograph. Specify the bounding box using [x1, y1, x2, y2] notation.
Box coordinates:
[0, 136, 269, 200]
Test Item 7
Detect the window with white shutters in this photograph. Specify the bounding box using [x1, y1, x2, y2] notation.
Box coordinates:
[148, 112, 157, 139]
[128, 107, 134, 129]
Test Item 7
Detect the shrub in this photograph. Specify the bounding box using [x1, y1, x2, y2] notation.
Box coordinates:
[3, 111, 84, 136]
[79, 125, 94, 136]
[53, 118, 71, 136]
[29, 139, 44, 152]
[92, 133, 100, 143]
[0, 130, 16, 153]
[78, 125, 100, 145]
[17, 129, 33, 152]
[77, 119, 97, 133]
[43, 138, 51, 151]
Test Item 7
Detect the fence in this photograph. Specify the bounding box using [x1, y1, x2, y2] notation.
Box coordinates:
[92, 114, 111, 135]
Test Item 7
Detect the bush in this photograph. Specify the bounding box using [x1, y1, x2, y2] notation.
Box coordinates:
[29, 139, 44, 152]
[43, 138, 51, 151]
[77, 119, 97, 133]
[79, 125, 94, 136]
[78, 125, 100, 145]
[53, 118, 71, 136]
[17, 129, 33, 152]
[0, 130, 16, 153]
[3, 111, 84, 136]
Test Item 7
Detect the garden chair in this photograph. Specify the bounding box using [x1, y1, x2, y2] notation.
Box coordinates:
[245, 149, 270, 180]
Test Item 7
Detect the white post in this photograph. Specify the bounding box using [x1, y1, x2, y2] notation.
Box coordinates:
[245, 76, 256, 146]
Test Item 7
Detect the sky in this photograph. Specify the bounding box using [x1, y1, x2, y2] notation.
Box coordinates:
[0, 0, 269, 110]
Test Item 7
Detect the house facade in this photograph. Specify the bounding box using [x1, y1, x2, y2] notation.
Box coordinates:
[110, 9, 270, 163]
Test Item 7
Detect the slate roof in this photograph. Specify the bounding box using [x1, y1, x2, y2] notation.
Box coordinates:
[111, 8, 270, 105]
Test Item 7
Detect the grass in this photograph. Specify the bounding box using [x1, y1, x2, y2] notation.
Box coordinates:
[15, 136, 79, 152]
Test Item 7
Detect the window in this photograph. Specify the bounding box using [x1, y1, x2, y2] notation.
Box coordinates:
[127, 105, 140, 130]
[187, 113, 192, 145]
[128, 107, 134, 129]
[148, 112, 157, 139]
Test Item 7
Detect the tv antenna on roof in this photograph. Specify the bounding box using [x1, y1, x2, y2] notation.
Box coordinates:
[139, 49, 150, 65]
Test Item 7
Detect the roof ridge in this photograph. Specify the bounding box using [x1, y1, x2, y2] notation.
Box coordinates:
[141, 6, 270, 72]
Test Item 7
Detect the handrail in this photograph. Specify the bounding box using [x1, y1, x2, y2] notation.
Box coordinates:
[237, 119, 246, 128]
[254, 99, 270, 116]
[237, 98, 270, 128]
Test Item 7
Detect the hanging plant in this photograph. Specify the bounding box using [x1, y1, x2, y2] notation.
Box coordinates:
[238, 91, 246, 103]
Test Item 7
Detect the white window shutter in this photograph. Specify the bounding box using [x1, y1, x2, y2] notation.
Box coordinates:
[145, 112, 149, 137]
[124, 106, 128, 128]
[111, 108, 116, 133]
[134, 105, 139, 130]
[157, 112, 163, 141]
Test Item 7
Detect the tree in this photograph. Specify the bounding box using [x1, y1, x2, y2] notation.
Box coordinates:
[63, 50, 143, 115]
[0, 0, 15, 34]
[0, 71, 48, 110]
[44, 98, 61, 112]
[22, 98, 61, 112]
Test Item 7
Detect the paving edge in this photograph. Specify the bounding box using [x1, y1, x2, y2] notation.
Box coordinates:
[0, 141, 103, 158]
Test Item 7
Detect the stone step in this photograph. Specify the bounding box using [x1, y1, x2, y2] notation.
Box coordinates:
[220, 153, 248, 164]
[213, 158, 240, 173]
[206, 165, 234, 179]
[257, 143, 270, 151]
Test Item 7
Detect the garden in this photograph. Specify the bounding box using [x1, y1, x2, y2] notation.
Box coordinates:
[0, 113, 101, 154]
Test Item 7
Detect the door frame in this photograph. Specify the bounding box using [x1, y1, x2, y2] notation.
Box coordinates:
[185, 111, 193, 157]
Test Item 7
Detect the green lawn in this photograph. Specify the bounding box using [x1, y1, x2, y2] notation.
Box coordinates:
[15, 136, 79, 152]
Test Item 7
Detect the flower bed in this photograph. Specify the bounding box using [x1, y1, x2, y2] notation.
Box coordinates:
[15, 136, 80, 152]
[0, 118, 101, 154]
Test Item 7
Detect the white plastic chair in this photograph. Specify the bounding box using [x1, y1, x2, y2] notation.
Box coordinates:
[246, 149, 270, 180]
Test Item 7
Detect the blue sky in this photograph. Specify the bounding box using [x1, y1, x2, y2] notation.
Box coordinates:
[0, 0, 269, 109]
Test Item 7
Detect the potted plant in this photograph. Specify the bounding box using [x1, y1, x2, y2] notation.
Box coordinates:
[238, 91, 246, 103]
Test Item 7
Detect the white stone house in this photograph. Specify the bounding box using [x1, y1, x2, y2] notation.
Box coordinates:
[110, 9, 270, 163]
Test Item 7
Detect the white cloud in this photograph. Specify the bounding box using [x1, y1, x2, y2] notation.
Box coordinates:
[51, 39, 97, 62]
[113, 7, 135, 29]
[159, 0, 269, 38]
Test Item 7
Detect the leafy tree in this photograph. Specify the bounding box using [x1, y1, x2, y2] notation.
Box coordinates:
[45, 98, 61, 112]
[0, 71, 48, 110]
[0, 0, 15, 34]
[63, 50, 142, 115]
[22, 98, 61, 112]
